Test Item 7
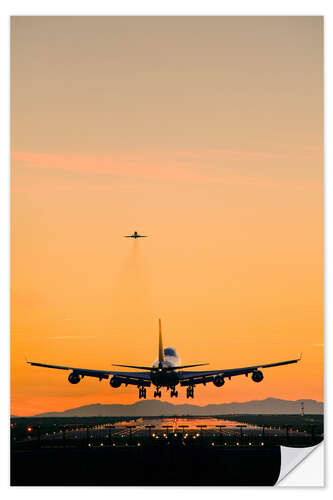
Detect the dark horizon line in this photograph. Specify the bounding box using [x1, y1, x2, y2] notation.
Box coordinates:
[11, 396, 324, 418]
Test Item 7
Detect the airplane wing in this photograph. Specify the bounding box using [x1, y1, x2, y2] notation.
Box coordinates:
[124, 235, 133, 238]
[137, 235, 148, 238]
[178, 357, 301, 386]
[26, 360, 152, 385]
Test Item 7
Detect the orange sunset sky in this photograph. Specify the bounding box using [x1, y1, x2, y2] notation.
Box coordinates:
[11, 16, 323, 416]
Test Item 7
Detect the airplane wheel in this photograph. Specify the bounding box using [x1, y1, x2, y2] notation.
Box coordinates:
[187, 387, 194, 398]
[154, 391, 157, 398]
[158, 391, 161, 398]
[143, 389, 147, 399]
[175, 391, 178, 397]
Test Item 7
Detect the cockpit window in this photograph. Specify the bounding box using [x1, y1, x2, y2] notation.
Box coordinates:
[164, 347, 176, 357]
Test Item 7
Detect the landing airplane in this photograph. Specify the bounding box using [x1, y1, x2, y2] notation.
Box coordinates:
[124, 231, 147, 238]
[27, 320, 301, 400]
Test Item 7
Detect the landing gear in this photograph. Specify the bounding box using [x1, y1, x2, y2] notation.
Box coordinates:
[154, 389, 162, 398]
[138, 387, 146, 399]
[170, 388, 178, 398]
[186, 386, 194, 399]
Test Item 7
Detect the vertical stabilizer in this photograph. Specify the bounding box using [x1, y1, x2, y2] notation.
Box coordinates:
[158, 318, 165, 363]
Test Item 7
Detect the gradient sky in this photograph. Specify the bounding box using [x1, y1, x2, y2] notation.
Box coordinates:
[11, 16, 323, 416]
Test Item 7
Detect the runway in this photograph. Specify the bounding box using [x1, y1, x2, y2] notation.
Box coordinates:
[33, 416, 311, 445]
[11, 415, 322, 486]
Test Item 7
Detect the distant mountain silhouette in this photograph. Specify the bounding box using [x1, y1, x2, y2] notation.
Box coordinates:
[29, 398, 323, 417]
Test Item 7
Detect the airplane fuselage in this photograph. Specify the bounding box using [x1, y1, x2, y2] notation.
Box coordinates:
[150, 366, 180, 388]
[150, 350, 180, 388]
[126, 231, 146, 238]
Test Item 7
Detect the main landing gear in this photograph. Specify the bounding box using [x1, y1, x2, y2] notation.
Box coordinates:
[138, 387, 146, 399]
[186, 386, 194, 399]
[170, 387, 178, 398]
[154, 388, 162, 398]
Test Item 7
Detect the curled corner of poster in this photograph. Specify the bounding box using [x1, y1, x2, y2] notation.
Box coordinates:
[276, 441, 324, 487]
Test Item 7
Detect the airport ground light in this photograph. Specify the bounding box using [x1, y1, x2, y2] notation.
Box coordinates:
[11, 430, 321, 450]
[10, 418, 323, 450]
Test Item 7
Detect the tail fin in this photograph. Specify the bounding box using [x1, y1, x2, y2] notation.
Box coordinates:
[158, 318, 165, 363]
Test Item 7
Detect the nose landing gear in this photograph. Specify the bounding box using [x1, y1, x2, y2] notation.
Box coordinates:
[154, 389, 162, 398]
[170, 388, 178, 398]
[138, 387, 146, 399]
[186, 386, 194, 399]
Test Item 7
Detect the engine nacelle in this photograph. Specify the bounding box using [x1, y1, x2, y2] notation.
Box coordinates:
[252, 370, 264, 383]
[213, 375, 225, 387]
[68, 372, 81, 384]
[110, 376, 122, 388]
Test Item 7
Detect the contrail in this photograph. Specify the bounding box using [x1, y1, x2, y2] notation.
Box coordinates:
[47, 336, 96, 339]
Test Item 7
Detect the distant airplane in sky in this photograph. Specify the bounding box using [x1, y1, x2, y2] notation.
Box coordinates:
[27, 320, 301, 400]
[124, 231, 148, 238]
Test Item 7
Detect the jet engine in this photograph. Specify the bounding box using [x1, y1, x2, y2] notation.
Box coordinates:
[252, 370, 264, 383]
[68, 372, 81, 384]
[213, 375, 225, 387]
[110, 376, 122, 388]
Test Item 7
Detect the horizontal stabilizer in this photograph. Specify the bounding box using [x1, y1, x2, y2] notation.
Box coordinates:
[112, 363, 209, 371]
[167, 363, 209, 370]
[112, 364, 153, 370]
